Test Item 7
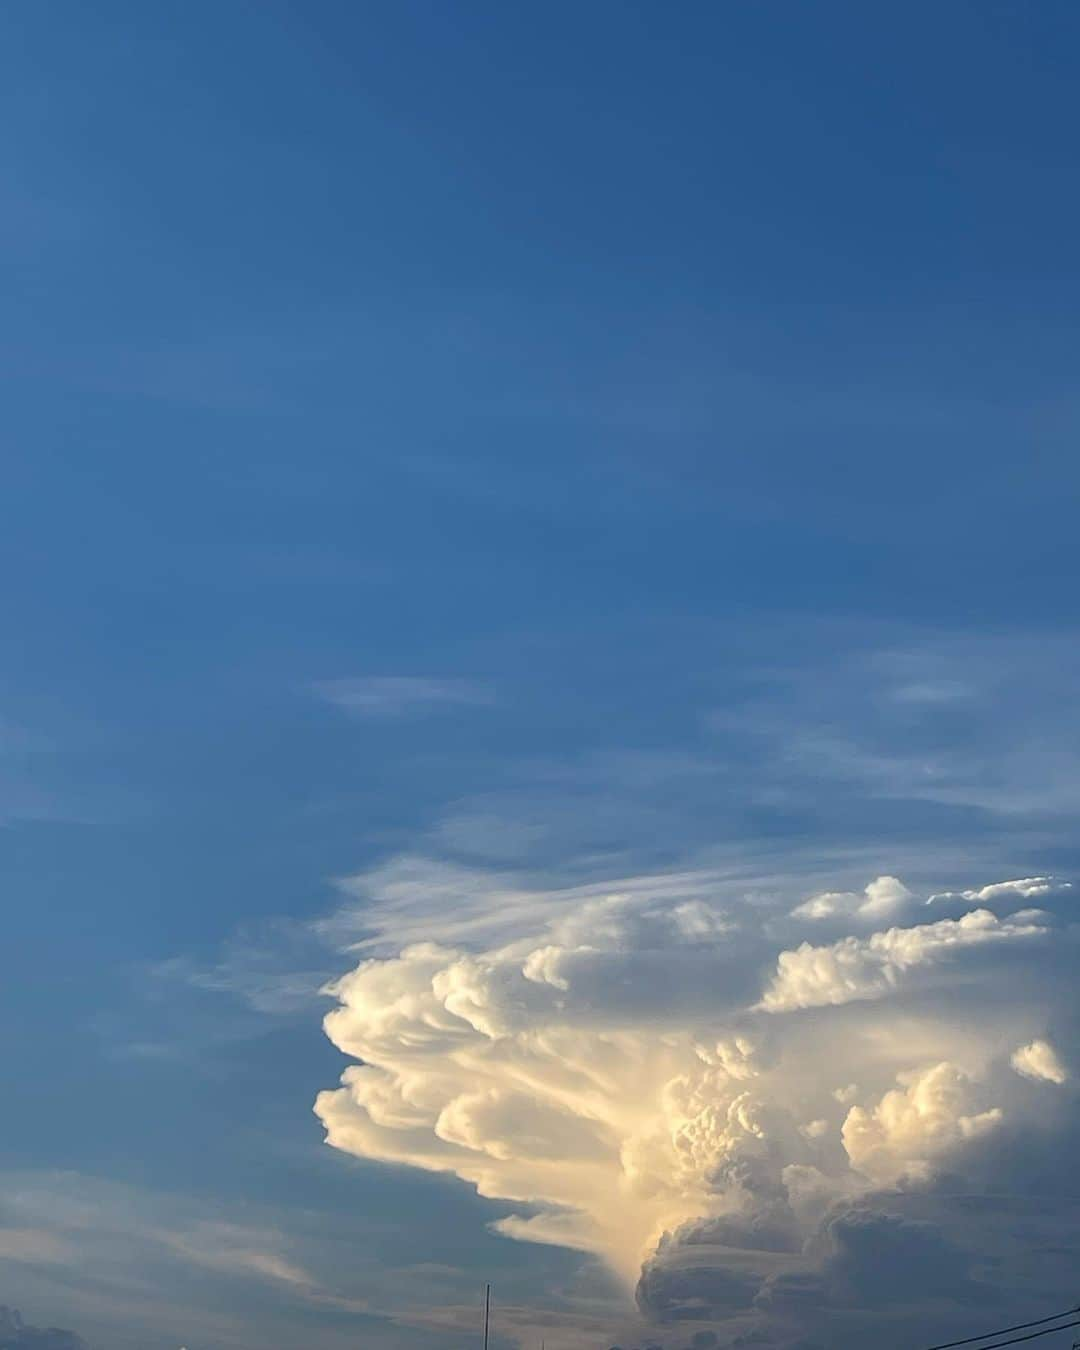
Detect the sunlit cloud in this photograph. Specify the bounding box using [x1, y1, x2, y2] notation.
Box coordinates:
[314, 862, 1078, 1343]
[1010, 1038, 1068, 1085]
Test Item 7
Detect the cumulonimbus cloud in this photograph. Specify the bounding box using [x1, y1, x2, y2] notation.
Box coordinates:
[314, 865, 1077, 1341]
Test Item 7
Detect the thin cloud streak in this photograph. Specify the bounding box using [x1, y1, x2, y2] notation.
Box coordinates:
[312, 677, 495, 719]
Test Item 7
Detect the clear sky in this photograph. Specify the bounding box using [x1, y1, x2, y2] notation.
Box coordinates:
[2, 5, 1080, 1350]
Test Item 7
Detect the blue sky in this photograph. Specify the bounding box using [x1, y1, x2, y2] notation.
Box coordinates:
[3, 5, 1080, 1350]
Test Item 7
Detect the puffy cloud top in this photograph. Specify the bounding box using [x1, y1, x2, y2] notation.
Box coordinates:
[1010, 1039, 1068, 1085]
[756, 908, 1049, 1013]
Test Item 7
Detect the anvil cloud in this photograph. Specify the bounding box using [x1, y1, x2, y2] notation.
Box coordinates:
[315, 866, 1077, 1342]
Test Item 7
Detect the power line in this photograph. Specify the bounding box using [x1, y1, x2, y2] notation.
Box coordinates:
[973, 1319, 1080, 1350]
[926, 1307, 1080, 1350]
[930, 1319, 1080, 1350]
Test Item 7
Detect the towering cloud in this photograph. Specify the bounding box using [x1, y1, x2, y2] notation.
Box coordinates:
[315, 867, 1077, 1344]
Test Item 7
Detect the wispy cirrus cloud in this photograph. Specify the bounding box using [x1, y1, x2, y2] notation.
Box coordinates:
[312, 676, 495, 719]
[0, 1172, 384, 1350]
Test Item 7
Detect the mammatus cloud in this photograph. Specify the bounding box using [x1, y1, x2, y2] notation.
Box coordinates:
[314, 866, 1077, 1345]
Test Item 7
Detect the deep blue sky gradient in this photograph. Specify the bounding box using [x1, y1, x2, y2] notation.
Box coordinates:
[3, 5, 1080, 1348]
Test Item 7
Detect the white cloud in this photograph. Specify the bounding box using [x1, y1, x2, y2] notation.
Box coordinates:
[790, 875, 912, 922]
[315, 861, 1078, 1308]
[888, 679, 972, 704]
[757, 908, 1049, 1013]
[1010, 1038, 1068, 1085]
[841, 1063, 1002, 1183]
[966, 877, 1059, 901]
[928, 876, 1069, 907]
[161, 1221, 316, 1288]
[311, 676, 493, 718]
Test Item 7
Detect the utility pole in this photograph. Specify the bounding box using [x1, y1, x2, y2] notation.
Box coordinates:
[483, 1284, 491, 1350]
